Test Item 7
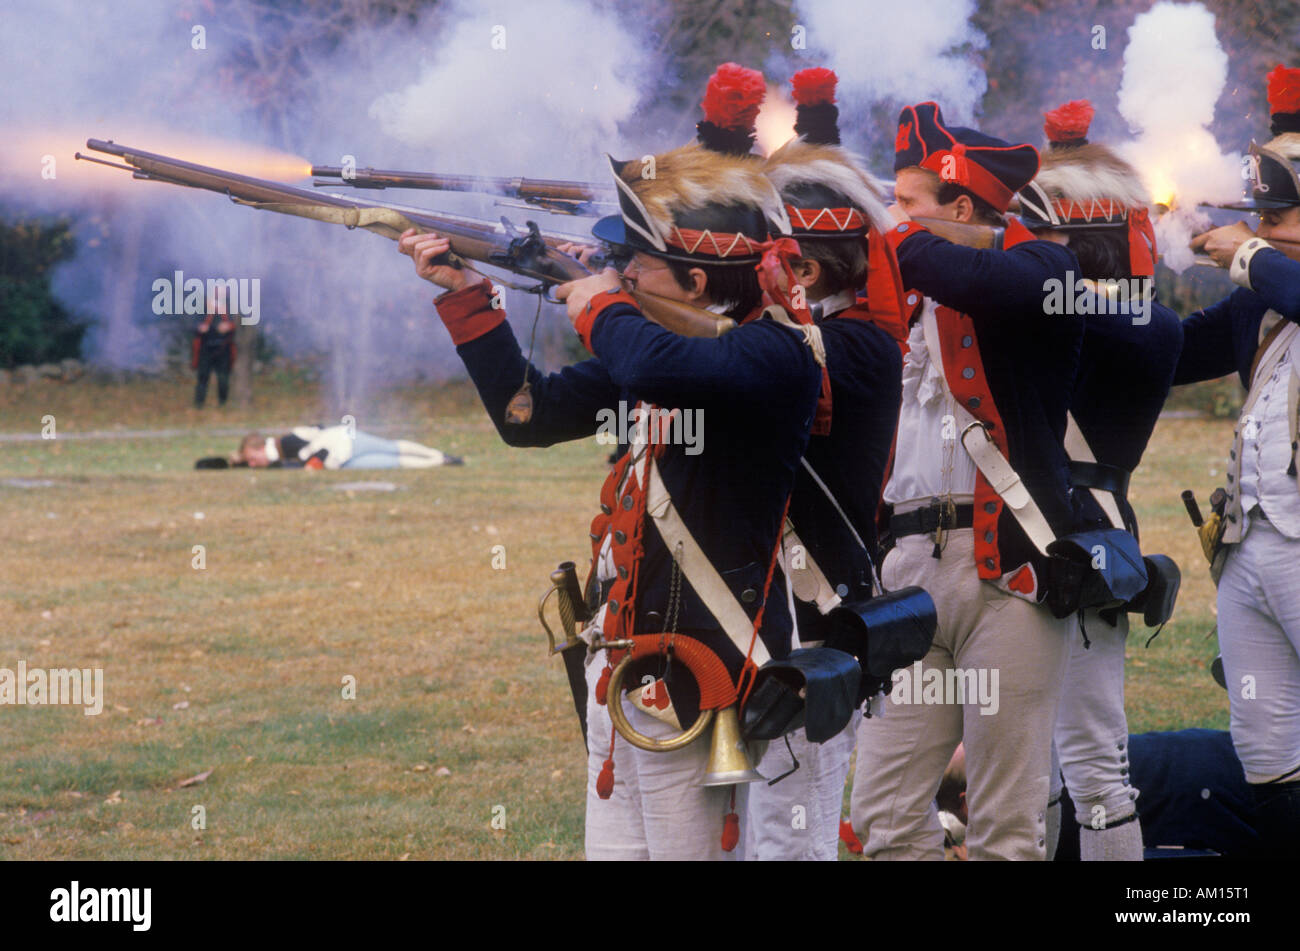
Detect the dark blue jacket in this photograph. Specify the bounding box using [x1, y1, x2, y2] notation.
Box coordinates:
[887, 221, 1086, 594]
[1174, 248, 1300, 387]
[1072, 296, 1184, 536]
[1057, 729, 1259, 860]
[789, 305, 901, 641]
[436, 281, 821, 688]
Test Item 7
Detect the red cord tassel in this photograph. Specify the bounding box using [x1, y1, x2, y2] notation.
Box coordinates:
[596, 758, 615, 799]
[595, 665, 611, 705]
[839, 818, 864, 854]
[596, 725, 616, 799]
[721, 787, 740, 852]
[721, 811, 740, 851]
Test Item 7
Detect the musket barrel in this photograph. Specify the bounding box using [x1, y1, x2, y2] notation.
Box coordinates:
[310, 164, 615, 204]
[83, 138, 729, 337]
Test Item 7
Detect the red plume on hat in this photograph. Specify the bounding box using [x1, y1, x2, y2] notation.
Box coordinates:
[698, 62, 766, 155]
[1267, 65, 1300, 136]
[1044, 99, 1094, 148]
[792, 67, 840, 145]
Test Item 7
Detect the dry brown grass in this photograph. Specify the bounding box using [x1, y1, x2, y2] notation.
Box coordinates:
[0, 375, 1233, 859]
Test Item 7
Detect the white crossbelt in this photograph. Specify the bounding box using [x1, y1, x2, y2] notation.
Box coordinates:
[1064, 413, 1125, 530]
[780, 520, 843, 614]
[920, 301, 1058, 556]
[646, 459, 772, 667]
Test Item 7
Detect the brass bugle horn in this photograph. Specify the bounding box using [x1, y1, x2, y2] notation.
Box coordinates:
[700, 704, 764, 787]
[600, 634, 761, 785]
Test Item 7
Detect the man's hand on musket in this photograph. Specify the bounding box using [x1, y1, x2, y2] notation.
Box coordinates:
[1190, 221, 1256, 269]
[399, 228, 485, 291]
[556, 242, 601, 268]
[555, 269, 623, 326]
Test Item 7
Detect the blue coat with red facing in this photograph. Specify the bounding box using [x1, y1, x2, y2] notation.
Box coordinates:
[434, 280, 821, 703]
[885, 218, 1087, 597]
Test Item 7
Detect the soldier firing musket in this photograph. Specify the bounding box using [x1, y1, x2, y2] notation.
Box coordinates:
[74, 139, 732, 344]
[1170, 64, 1300, 859]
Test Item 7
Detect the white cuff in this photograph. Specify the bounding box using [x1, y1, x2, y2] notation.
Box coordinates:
[1231, 237, 1272, 290]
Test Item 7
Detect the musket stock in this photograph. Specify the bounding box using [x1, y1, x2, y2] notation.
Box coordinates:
[912, 216, 1005, 249]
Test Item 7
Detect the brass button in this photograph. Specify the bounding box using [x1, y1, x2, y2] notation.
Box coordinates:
[608, 598, 619, 613]
[614, 530, 627, 545]
[961, 367, 975, 380]
[967, 397, 981, 409]
[961, 335, 973, 348]
[984, 557, 996, 570]
[600, 503, 612, 515]
[740, 588, 758, 604]
[984, 501, 998, 514]
[622, 495, 634, 511]
[984, 530, 994, 543]
[618, 566, 629, 580]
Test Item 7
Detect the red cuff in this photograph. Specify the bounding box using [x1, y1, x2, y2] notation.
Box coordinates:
[434, 278, 506, 346]
[574, 289, 639, 355]
[305, 457, 324, 470]
[884, 220, 929, 253]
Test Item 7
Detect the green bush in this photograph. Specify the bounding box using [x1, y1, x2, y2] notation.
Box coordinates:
[0, 216, 87, 369]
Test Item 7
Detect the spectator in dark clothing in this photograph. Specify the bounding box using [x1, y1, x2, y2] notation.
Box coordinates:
[193, 300, 236, 407]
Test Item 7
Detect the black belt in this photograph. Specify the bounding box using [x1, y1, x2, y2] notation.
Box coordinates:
[890, 502, 975, 539]
[1069, 460, 1130, 500]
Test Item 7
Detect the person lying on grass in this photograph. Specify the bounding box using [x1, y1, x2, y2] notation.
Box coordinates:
[195, 426, 463, 469]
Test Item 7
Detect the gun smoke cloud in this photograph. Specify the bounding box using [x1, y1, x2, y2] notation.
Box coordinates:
[793, 0, 988, 129]
[0, 0, 1268, 402]
[1117, 1, 1241, 273]
[0, 0, 654, 415]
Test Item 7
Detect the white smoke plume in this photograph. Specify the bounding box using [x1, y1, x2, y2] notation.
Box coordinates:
[793, 0, 988, 126]
[0, 0, 653, 415]
[1116, 1, 1241, 273]
[369, 2, 645, 179]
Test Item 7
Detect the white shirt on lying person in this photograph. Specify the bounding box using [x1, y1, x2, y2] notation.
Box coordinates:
[292, 425, 355, 470]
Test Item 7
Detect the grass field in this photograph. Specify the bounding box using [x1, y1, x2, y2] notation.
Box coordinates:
[0, 373, 1233, 860]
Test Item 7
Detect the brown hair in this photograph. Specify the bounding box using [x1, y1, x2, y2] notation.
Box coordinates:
[236, 433, 263, 461]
